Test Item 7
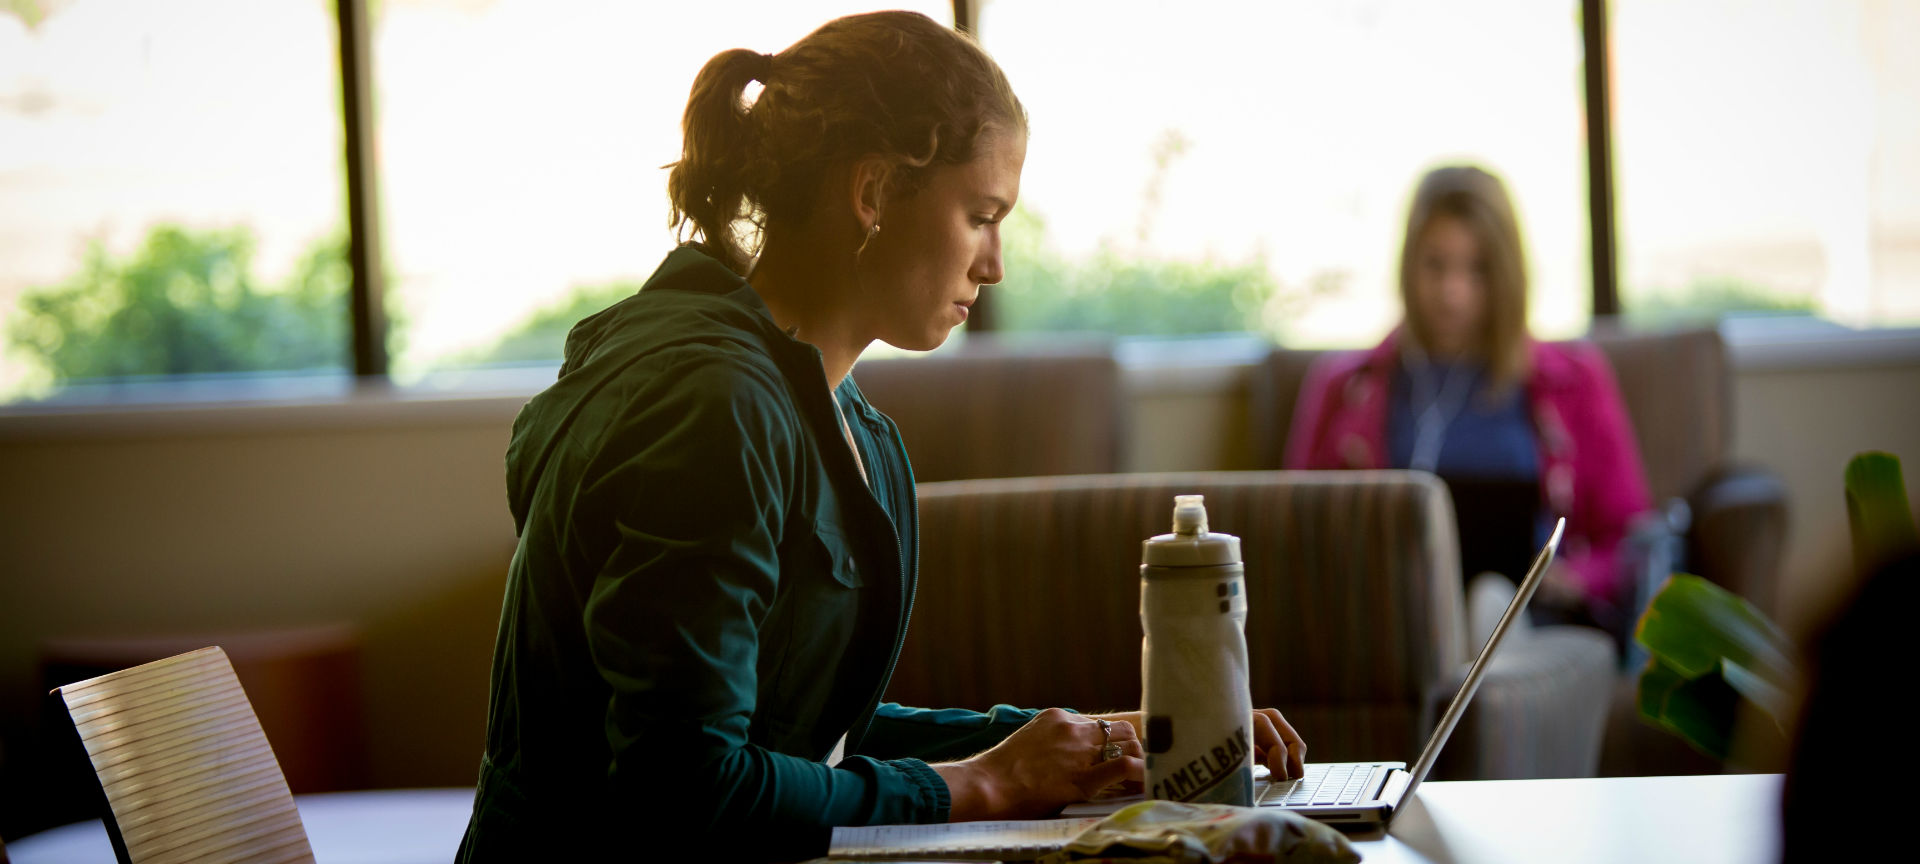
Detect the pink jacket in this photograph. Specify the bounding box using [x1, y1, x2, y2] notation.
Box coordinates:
[1283, 332, 1653, 608]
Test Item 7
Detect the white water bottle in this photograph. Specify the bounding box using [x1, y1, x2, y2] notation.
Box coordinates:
[1140, 494, 1254, 806]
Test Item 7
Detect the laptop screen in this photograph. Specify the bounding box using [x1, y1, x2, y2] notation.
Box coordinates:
[1400, 517, 1564, 805]
[1444, 475, 1544, 587]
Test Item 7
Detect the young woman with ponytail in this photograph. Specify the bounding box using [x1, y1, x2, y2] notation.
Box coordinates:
[456, 12, 1304, 862]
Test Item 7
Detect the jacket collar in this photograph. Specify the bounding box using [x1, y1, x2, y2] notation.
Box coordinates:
[1526, 337, 1585, 391]
[644, 244, 779, 321]
[646, 245, 900, 427]
[1360, 328, 1404, 375]
[1369, 326, 1572, 389]
[645, 245, 846, 371]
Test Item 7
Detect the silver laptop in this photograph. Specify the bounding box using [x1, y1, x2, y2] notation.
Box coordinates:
[1066, 517, 1565, 832]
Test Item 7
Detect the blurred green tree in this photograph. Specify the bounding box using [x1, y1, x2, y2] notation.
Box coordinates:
[988, 125, 1289, 337]
[466, 281, 640, 366]
[1624, 277, 1816, 329]
[9, 225, 352, 382]
[1, 0, 50, 29]
[991, 204, 1285, 336]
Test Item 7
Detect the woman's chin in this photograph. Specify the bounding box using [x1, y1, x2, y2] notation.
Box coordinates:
[881, 327, 956, 354]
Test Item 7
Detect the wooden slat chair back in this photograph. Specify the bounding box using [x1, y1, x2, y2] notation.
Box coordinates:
[51, 646, 315, 864]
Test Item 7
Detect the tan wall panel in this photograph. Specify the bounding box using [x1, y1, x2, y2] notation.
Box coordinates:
[1125, 364, 1260, 473]
[0, 416, 518, 790]
[1729, 363, 1920, 637]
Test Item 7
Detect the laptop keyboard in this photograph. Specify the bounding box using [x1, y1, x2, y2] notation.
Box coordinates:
[1259, 763, 1372, 807]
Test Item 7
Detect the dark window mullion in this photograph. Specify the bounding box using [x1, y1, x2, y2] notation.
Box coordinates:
[1583, 0, 1621, 320]
[337, 0, 389, 377]
[953, 0, 1001, 332]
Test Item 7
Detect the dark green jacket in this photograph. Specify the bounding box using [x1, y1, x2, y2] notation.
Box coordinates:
[457, 246, 1039, 862]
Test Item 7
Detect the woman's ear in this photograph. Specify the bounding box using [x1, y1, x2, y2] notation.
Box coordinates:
[846, 155, 893, 232]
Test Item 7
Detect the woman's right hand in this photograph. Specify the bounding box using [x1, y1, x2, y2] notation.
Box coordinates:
[932, 708, 1144, 821]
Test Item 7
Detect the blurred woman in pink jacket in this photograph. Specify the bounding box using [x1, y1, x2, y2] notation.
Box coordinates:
[1285, 165, 1651, 639]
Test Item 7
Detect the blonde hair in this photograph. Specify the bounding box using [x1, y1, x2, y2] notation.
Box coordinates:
[667, 11, 1026, 275]
[1398, 165, 1531, 391]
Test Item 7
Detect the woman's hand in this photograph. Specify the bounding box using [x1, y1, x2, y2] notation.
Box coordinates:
[932, 708, 1143, 821]
[1090, 708, 1306, 781]
[1251, 708, 1307, 780]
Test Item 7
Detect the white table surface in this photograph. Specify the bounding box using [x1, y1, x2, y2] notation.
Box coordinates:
[6, 788, 477, 864]
[1351, 774, 1782, 864]
[7, 775, 1781, 864]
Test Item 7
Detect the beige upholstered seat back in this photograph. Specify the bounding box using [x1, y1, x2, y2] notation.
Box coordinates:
[891, 470, 1467, 763]
[1585, 327, 1730, 504]
[1247, 349, 1323, 468]
[851, 344, 1124, 483]
[52, 647, 314, 864]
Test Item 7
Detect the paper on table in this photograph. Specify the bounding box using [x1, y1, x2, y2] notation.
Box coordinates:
[1064, 763, 1276, 817]
[827, 817, 1098, 861]
[1060, 796, 1140, 817]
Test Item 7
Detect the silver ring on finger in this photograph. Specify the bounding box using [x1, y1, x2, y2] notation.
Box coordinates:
[1096, 718, 1115, 761]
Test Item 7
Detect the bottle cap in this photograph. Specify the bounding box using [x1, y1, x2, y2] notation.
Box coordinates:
[1143, 494, 1241, 567]
[1171, 494, 1208, 534]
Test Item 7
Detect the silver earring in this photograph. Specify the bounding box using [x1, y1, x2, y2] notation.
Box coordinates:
[856, 222, 880, 256]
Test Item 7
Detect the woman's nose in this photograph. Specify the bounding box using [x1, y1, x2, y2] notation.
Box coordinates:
[971, 239, 1004, 286]
[1442, 271, 1479, 308]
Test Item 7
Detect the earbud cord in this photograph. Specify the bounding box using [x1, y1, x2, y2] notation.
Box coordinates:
[1404, 341, 1474, 473]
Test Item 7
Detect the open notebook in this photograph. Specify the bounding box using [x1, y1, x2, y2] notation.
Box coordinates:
[828, 817, 1098, 861]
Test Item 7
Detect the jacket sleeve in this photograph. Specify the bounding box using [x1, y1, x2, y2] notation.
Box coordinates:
[1284, 356, 1342, 469]
[578, 356, 949, 858]
[1560, 346, 1654, 607]
[857, 703, 1050, 763]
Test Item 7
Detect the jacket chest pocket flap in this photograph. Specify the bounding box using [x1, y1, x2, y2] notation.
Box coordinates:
[756, 522, 866, 720]
[813, 523, 864, 589]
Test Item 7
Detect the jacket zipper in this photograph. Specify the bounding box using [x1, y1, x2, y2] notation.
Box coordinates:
[852, 410, 917, 749]
[765, 316, 917, 760]
[796, 349, 916, 758]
